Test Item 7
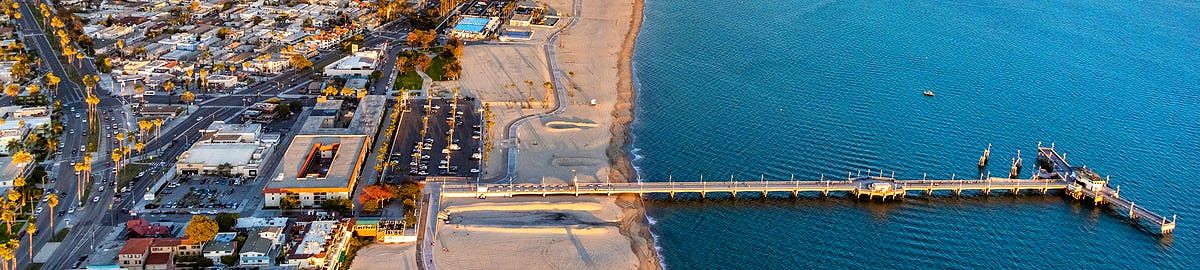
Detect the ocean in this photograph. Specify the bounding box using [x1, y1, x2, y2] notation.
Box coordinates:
[629, 0, 1200, 268]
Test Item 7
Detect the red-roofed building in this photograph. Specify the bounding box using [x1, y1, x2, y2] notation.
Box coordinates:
[118, 238, 153, 269]
[127, 218, 171, 237]
[118, 238, 205, 269]
[145, 252, 176, 270]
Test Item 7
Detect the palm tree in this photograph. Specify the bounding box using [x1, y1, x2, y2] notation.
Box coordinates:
[111, 149, 122, 176]
[181, 91, 196, 105]
[0, 244, 10, 270]
[137, 120, 152, 139]
[10, 178, 22, 210]
[85, 94, 100, 123]
[26, 85, 39, 96]
[163, 81, 176, 96]
[134, 84, 145, 103]
[46, 193, 58, 228]
[72, 162, 87, 202]
[82, 75, 99, 93]
[0, 208, 12, 234]
[5, 240, 17, 270]
[3, 84, 17, 98]
[45, 73, 60, 94]
[23, 222, 34, 260]
[152, 118, 164, 137]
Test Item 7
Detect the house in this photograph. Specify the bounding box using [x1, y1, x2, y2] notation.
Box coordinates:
[239, 227, 284, 266]
[203, 232, 239, 264]
[126, 218, 171, 237]
[117, 238, 153, 269]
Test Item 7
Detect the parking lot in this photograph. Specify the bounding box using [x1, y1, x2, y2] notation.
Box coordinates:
[148, 176, 257, 214]
[385, 97, 483, 182]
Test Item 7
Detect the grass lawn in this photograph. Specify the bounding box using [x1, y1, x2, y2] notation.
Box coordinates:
[0, 221, 27, 242]
[117, 163, 150, 188]
[394, 71, 423, 91]
[424, 56, 450, 81]
[86, 118, 98, 152]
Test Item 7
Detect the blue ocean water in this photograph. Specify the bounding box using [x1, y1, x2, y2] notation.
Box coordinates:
[630, 0, 1200, 268]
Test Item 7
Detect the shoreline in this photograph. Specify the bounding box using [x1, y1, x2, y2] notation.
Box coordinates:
[606, 0, 660, 269]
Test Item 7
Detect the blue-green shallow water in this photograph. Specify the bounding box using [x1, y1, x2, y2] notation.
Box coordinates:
[630, 0, 1200, 268]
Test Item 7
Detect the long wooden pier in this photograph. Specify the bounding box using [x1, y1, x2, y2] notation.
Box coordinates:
[436, 145, 1176, 235]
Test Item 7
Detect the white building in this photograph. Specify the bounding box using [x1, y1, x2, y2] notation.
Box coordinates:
[0, 106, 50, 155]
[322, 48, 379, 78]
[175, 121, 276, 177]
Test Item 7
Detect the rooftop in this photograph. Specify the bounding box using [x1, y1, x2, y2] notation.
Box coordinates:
[119, 238, 153, 255]
[178, 143, 262, 166]
[294, 221, 338, 256]
[265, 135, 368, 192]
[453, 16, 493, 34]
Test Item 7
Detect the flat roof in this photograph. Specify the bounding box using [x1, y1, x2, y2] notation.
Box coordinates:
[453, 16, 492, 33]
[178, 143, 260, 166]
[295, 221, 338, 255]
[265, 135, 368, 192]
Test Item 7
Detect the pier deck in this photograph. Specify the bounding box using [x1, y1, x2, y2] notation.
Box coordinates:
[431, 145, 1177, 236]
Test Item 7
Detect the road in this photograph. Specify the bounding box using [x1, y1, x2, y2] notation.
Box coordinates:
[11, 0, 130, 268]
[10, 3, 413, 267]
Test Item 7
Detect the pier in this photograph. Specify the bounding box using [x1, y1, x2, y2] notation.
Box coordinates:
[433, 144, 1177, 235]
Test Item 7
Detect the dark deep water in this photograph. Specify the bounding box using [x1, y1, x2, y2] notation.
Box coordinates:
[630, 0, 1200, 268]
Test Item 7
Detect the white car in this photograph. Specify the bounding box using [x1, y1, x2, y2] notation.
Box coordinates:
[35, 207, 43, 215]
[93, 196, 100, 203]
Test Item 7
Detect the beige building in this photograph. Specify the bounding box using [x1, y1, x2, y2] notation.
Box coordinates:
[262, 96, 385, 208]
[176, 121, 277, 177]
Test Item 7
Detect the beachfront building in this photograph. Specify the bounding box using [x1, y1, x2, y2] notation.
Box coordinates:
[282, 221, 353, 269]
[262, 134, 369, 208]
[322, 48, 380, 78]
[450, 16, 500, 40]
[176, 121, 277, 177]
[262, 96, 385, 208]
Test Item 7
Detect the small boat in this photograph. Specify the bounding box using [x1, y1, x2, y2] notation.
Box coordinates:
[923, 90, 935, 97]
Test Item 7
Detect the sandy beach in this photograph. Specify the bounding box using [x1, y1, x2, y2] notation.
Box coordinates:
[444, 0, 657, 268]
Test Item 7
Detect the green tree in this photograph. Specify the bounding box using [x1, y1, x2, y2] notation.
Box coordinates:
[280, 194, 300, 209]
[220, 254, 238, 266]
[321, 198, 352, 214]
[184, 215, 219, 243]
[215, 213, 239, 232]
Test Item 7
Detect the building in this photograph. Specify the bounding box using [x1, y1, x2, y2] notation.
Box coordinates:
[0, 106, 50, 155]
[262, 134, 369, 207]
[137, 104, 180, 119]
[449, 16, 499, 40]
[263, 97, 385, 208]
[241, 102, 279, 123]
[117, 238, 202, 270]
[322, 48, 379, 78]
[203, 232, 239, 264]
[126, 218, 171, 237]
[239, 227, 285, 266]
[176, 121, 276, 177]
[283, 220, 352, 269]
[117, 238, 153, 269]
